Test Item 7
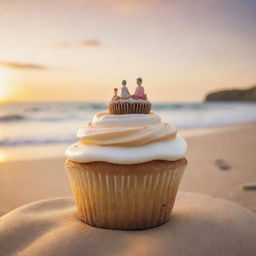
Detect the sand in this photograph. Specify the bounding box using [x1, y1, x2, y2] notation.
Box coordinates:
[1, 193, 256, 256]
[0, 122, 256, 216]
[181, 122, 256, 212]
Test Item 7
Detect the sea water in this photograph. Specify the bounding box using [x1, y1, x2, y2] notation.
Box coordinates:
[0, 102, 256, 161]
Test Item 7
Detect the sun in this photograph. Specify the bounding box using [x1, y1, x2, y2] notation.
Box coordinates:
[0, 67, 10, 100]
[0, 151, 6, 162]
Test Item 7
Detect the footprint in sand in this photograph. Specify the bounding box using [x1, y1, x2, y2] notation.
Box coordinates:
[215, 159, 231, 171]
[240, 183, 256, 191]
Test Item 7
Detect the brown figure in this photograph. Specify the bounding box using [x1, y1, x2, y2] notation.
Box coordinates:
[112, 88, 121, 101]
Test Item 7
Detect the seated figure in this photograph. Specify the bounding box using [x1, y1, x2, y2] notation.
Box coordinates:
[132, 77, 147, 100]
[111, 88, 121, 101]
[120, 80, 131, 99]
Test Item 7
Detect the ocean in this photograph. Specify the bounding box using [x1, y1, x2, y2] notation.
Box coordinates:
[0, 101, 256, 161]
[1, 101, 256, 147]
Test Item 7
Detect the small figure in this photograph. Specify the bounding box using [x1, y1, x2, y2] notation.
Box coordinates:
[132, 77, 147, 100]
[120, 80, 131, 99]
[112, 88, 121, 101]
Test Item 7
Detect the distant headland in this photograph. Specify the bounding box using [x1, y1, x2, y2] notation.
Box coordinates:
[204, 85, 256, 102]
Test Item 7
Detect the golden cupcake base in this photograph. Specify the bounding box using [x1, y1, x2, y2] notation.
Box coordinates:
[65, 159, 187, 230]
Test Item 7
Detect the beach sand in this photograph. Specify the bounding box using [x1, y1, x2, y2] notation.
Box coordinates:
[1, 193, 256, 256]
[0, 122, 255, 216]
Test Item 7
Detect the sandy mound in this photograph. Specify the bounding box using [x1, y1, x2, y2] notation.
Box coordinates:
[0, 192, 256, 256]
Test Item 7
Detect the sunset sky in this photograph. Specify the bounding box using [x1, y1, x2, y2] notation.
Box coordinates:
[0, 0, 255, 102]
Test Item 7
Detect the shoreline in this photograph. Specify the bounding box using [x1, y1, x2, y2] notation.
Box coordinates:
[1, 121, 256, 163]
[0, 121, 256, 216]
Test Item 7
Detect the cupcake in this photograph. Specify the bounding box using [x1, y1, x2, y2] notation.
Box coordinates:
[108, 98, 151, 115]
[108, 78, 151, 115]
[65, 85, 187, 230]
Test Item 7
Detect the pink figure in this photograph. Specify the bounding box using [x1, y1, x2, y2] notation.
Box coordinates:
[132, 77, 147, 100]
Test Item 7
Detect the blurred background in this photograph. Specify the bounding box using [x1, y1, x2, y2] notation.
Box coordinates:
[0, 0, 256, 217]
[0, 0, 256, 162]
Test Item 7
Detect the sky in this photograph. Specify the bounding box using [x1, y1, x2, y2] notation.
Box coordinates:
[0, 0, 255, 102]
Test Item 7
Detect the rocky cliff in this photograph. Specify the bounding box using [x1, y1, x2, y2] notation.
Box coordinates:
[204, 85, 256, 102]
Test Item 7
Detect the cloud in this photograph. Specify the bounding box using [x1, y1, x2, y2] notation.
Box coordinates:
[56, 39, 101, 48]
[0, 61, 49, 70]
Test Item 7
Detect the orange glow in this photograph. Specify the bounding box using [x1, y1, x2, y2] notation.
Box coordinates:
[0, 68, 10, 101]
[0, 152, 6, 163]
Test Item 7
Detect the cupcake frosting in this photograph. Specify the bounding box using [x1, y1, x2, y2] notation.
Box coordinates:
[66, 111, 187, 164]
[77, 111, 176, 146]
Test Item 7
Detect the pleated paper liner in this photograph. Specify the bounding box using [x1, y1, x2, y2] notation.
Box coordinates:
[65, 159, 187, 230]
[108, 101, 151, 115]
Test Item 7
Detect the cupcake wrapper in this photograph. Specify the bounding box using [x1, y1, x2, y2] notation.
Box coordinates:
[66, 163, 185, 230]
[108, 102, 151, 115]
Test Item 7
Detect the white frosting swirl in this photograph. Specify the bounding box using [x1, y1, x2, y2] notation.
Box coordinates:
[77, 111, 176, 146]
[92, 111, 159, 127]
[66, 136, 187, 164]
[65, 111, 187, 164]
